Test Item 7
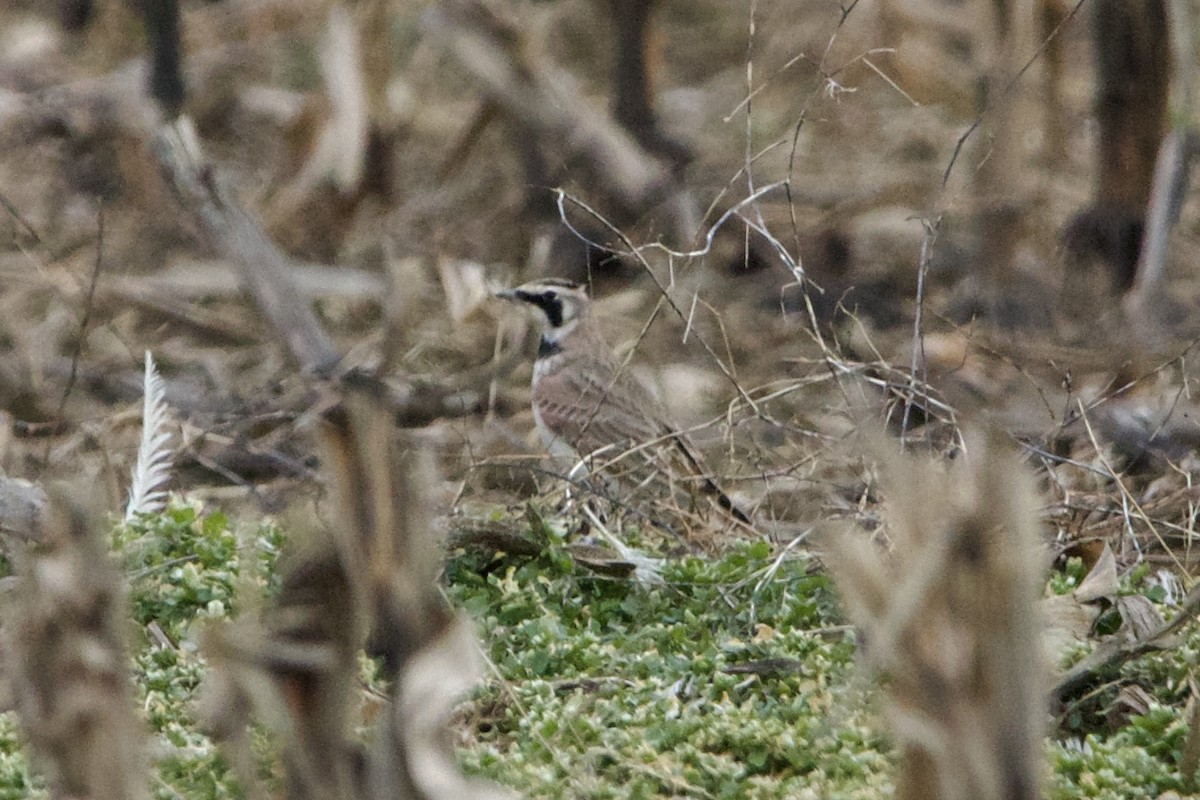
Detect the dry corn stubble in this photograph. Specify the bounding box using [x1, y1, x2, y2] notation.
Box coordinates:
[827, 433, 1047, 800]
[197, 383, 517, 800]
[5, 491, 147, 800]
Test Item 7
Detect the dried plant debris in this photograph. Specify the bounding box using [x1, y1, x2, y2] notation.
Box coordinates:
[827, 433, 1047, 800]
[1052, 576, 1200, 708]
[198, 382, 515, 800]
[4, 491, 147, 800]
[5, 0, 1200, 797]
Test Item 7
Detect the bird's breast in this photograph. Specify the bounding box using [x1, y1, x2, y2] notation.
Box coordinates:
[531, 353, 564, 384]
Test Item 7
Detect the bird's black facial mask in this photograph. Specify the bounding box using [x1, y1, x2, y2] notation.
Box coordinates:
[516, 290, 566, 328]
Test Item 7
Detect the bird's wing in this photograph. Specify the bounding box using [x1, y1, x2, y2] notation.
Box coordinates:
[535, 359, 750, 525]
[533, 360, 665, 459]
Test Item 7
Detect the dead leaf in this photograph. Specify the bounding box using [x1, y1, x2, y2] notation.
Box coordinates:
[1041, 594, 1102, 641]
[1074, 543, 1118, 603]
[1108, 684, 1155, 727]
[392, 616, 520, 799]
[1116, 595, 1166, 641]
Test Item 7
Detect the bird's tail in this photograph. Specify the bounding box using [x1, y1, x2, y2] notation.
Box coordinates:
[671, 437, 753, 528]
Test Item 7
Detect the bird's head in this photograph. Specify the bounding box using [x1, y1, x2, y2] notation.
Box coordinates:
[495, 278, 591, 340]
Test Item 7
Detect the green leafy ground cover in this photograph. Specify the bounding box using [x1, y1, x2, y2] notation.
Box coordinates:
[0, 505, 1194, 798]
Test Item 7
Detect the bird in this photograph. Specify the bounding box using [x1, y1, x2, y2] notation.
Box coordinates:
[495, 278, 750, 533]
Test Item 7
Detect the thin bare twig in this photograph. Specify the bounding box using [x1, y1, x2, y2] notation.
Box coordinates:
[56, 205, 106, 420]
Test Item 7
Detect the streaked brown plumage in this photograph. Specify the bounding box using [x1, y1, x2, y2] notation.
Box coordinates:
[497, 279, 750, 529]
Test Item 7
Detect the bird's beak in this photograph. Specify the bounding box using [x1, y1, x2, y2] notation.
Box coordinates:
[493, 288, 520, 302]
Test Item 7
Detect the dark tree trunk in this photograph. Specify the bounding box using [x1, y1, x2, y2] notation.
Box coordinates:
[1093, 0, 1169, 213]
[608, 0, 693, 170]
[1063, 0, 1169, 293]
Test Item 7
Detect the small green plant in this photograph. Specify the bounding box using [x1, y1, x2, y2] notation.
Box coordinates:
[114, 504, 283, 798]
[0, 503, 282, 800]
[446, 530, 889, 798]
[0, 505, 1195, 798]
[1051, 705, 1191, 800]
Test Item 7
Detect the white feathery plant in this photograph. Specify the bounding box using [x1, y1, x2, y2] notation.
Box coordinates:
[124, 351, 175, 521]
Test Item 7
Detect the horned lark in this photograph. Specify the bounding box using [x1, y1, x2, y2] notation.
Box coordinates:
[496, 278, 750, 529]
